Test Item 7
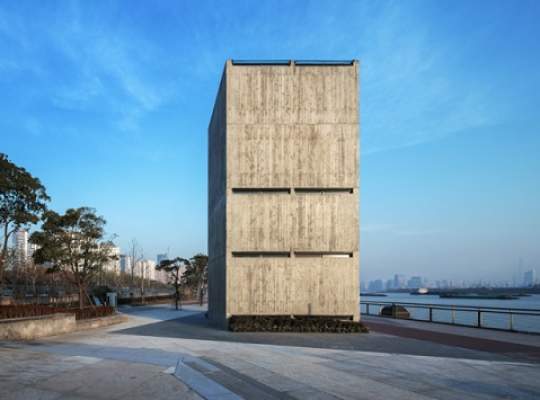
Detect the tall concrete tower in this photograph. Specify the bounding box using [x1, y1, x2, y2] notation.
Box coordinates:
[208, 60, 359, 327]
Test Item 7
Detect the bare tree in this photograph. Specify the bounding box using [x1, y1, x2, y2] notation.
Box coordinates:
[139, 259, 146, 304]
[128, 238, 143, 284]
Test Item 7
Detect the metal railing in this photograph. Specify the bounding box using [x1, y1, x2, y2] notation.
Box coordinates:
[360, 300, 540, 334]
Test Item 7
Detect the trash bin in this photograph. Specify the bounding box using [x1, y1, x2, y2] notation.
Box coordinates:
[106, 292, 117, 308]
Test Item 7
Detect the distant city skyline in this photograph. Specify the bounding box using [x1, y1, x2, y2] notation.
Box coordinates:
[1, 1, 539, 282]
[364, 268, 539, 291]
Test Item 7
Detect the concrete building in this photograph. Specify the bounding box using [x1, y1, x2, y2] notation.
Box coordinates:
[208, 60, 360, 327]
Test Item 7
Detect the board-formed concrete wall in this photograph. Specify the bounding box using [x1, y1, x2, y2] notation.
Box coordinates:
[0, 313, 76, 340]
[208, 60, 360, 327]
[208, 67, 228, 325]
[0, 313, 128, 340]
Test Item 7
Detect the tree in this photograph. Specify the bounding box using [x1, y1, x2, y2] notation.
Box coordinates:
[183, 254, 208, 306]
[30, 207, 116, 309]
[127, 238, 145, 303]
[127, 238, 143, 284]
[0, 153, 49, 283]
[156, 257, 189, 310]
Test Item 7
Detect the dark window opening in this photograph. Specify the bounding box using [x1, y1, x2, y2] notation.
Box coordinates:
[294, 188, 354, 194]
[230, 60, 355, 66]
[232, 188, 291, 194]
[232, 251, 291, 258]
[294, 60, 355, 66]
[231, 60, 291, 66]
[294, 252, 353, 258]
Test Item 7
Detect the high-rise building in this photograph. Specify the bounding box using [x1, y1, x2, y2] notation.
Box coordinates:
[360, 281, 367, 293]
[120, 254, 132, 275]
[155, 254, 169, 284]
[156, 253, 168, 266]
[524, 269, 536, 287]
[208, 60, 360, 327]
[135, 259, 156, 281]
[11, 229, 29, 267]
[102, 245, 121, 274]
[393, 274, 406, 289]
[368, 280, 384, 292]
[407, 276, 424, 289]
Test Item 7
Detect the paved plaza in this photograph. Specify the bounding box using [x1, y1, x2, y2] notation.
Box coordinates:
[1, 304, 539, 399]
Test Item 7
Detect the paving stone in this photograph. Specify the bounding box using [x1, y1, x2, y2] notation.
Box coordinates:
[2, 305, 540, 400]
[0, 387, 61, 400]
[123, 371, 203, 400]
[286, 387, 342, 400]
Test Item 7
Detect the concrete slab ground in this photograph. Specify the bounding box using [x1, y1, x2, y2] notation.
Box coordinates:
[1, 304, 539, 399]
[362, 315, 540, 348]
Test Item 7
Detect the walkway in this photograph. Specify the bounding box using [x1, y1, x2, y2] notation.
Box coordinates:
[1, 304, 539, 399]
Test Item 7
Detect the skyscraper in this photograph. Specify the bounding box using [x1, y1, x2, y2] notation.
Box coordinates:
[156, 253, 168, 266]
[524, 269, 536, 287]
[407, 276, 424, 289]
[11, 228, 29, 267]
[208, 60, 360, 327]
[393, 274, 406, 289]
[102, 245, 120, 274]
[120, 254, 132, 275]
[156, 253, 169, 284]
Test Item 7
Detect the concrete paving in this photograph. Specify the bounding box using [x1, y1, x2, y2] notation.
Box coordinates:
[362, 315, 540, 348]
[1, 304, 539, 399]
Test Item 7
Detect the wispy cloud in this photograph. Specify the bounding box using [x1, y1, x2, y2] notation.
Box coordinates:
[51, 28, 175, 131]
[0, 4, 180, 134]
[358, 3, 498, 154]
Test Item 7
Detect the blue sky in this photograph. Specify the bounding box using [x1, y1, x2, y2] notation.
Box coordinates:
[1, 0, 539, 283]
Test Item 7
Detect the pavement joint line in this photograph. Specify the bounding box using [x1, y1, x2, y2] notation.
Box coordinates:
[163, 365, 176, 374]
[197, 356, 299, 400]
[183, 355, 222, 372]
[174, 357, 243, 400]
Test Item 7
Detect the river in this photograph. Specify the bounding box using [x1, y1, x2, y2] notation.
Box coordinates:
[360, 292, 540, 334]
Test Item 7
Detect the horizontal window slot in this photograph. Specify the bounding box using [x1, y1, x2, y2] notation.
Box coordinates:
[294, 188, 353, 194]
[232, 251, 291, 258]
[232, 188, 354, 194]
[294, 252, 353, 258]
[231, 60, 291, 66]
[231, 60, 354, 67]
[294, 60, 355, 66]
[232, 188, 291, 194]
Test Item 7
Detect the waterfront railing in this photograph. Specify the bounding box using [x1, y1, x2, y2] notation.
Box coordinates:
[360, 300, 540, 334]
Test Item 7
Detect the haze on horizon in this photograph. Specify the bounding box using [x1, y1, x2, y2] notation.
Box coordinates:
[1, 1, 539, 283]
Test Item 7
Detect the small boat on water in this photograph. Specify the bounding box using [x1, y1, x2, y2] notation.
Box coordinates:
[361, 293, 387, 297]
[410, 288, 430, 295]
[439, 293, 519, 300]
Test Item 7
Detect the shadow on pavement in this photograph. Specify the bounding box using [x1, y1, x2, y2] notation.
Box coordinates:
[111, 311, 517, 362]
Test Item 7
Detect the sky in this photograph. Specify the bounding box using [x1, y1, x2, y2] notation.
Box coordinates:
[1, 0, 539, 283]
